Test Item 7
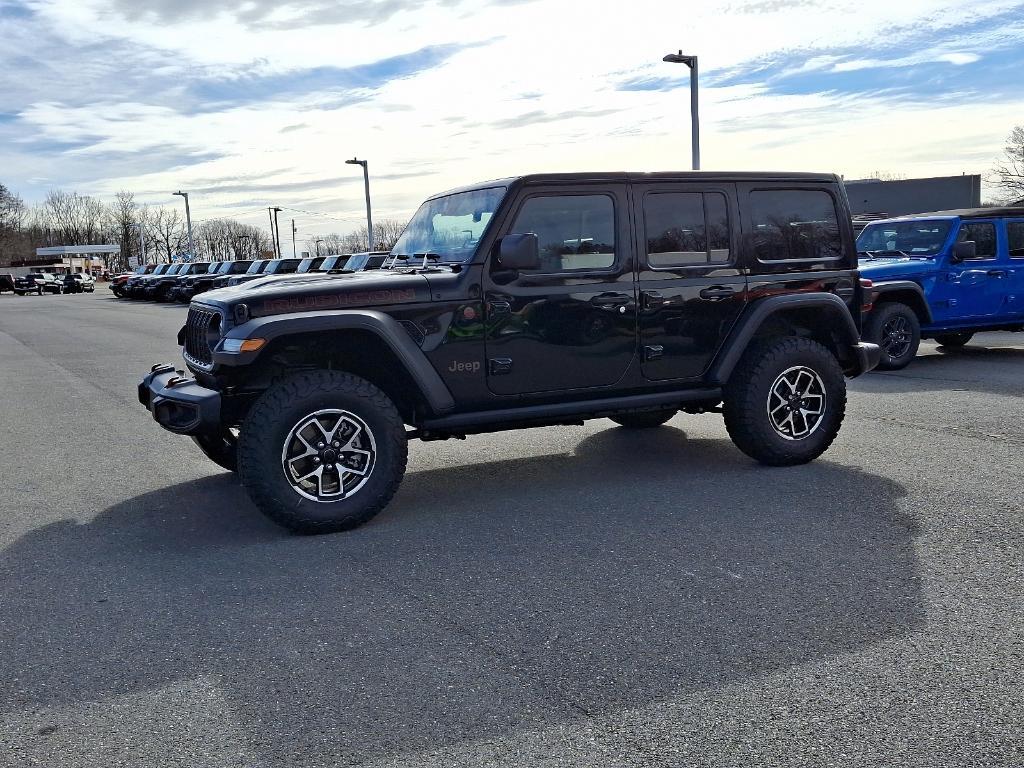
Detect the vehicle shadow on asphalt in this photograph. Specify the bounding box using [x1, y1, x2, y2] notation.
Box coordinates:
[862, 343, 1024, 397]
[0, 427, 922, 762]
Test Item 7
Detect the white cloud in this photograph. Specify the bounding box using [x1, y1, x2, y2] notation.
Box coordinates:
[5, 0, 1024, 235]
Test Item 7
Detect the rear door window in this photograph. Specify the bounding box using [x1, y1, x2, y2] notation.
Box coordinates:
[644, 191, 731, 267]
[1006, 222, 1024, 258]
[749, 189, 842, 262]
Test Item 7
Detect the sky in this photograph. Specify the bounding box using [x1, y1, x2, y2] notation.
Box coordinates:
[2, 0, 1024, 242]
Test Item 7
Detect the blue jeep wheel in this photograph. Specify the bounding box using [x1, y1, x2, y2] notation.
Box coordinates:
[866, 302, 920, 370]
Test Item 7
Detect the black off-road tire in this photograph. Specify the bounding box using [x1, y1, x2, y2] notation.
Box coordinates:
[609, 409, 677, 429]
[238, 370, 408, 534]
[934, 331, 974, 348]
[723, 336, 846, 466]
[191, 430, 239, 472]
[865, 302, 921, 370]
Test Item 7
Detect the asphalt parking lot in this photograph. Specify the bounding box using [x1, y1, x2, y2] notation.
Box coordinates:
[1, 291, 1022, 767]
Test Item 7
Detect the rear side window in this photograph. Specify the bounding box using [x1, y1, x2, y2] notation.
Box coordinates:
[749, 190, 842, 262]
[510, 194, 616, 272]
[957, 222, 997, 259]
[1006, 222, 1024, 257]
[644, 192, 731, 267]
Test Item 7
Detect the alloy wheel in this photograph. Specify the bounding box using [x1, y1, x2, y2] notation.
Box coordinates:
[280, 409, 376, 502]
[881, 316, 912, 358]
[766, 366, 827, 441]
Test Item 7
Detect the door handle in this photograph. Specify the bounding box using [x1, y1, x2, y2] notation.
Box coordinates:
[641, 291, 670, 310]
[987, 269, 1007, 278]
[590, 293, 632, 308]
[699, 286, 736, 300]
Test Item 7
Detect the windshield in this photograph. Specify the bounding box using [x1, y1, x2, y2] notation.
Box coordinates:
[229, 260, 252, 273]
[298, 257, 324, 273]
[391, 186, 506, 262]
[857, 219, 953, 256]
[246, 260, 266, 274]
[320, 255, 347, 271]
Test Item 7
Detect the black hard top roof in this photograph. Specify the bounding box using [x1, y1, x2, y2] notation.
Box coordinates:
[430, 171, 840, 199]
[882, 207, 1024, 220]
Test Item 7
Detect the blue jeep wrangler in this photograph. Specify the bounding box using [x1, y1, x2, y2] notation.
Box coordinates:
[857, 207, 1024, 369]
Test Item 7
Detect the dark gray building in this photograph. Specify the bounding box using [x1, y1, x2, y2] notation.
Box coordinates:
[844, 175, 982, 217]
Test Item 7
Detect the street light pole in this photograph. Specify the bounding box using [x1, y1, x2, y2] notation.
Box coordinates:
[662, 51, 700, 171]
[272, 207, 283, 258]
[172, 191, 195, 257]
[345, 157, 373, 252]
[291, 219, 297, 258]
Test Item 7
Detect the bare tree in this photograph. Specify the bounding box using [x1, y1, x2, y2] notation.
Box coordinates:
[0, 184, 26, 265]
[331, 219, 408, 254]
[44, 190, 110, 246]
[991, 125, 1024, 202]
[150, 207, 183, 263]
[110, 190, 138, 272]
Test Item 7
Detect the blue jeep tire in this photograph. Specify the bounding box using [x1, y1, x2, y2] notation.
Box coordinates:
[866, 302, 920, 370]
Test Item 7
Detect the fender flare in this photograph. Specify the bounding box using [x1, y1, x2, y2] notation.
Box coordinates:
[218, 309, 456, 414]
[869, 280, 933, 323]
[708, 293, 860, 384]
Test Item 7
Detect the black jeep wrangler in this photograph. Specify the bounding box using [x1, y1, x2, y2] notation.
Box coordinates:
[140, 172, 879, 533]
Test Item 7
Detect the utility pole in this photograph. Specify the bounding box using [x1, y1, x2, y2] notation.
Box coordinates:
[291, 219, 297, 258]
[345, 157, 373, 251]
[662, 51, 700, 170]
[267, 208, 276, 257]
[137, 222, 146, 265]
[172, 191, 195, 257]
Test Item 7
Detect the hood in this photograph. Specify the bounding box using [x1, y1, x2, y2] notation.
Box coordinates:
[199, 267, 454, 318]
[858, 257, 937, 281]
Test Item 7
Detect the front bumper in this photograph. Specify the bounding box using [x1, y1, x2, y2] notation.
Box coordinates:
[138, 364, 222, 435]
[849, 342, 881, 377]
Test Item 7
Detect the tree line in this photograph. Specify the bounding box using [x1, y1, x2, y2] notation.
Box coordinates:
[0, 185, 409, 272]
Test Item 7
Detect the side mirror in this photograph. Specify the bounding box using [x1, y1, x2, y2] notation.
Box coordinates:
[496, 233, 540, 271]
[951, 240, 976, 263]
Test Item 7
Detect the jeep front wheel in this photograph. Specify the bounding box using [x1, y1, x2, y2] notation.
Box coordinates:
[723, 337, 846, 466]
[238, 371, 408, 534]
[865, 302, 921, 370]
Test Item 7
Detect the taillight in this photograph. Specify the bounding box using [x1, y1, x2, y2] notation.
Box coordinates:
[860, 278, 873, 312]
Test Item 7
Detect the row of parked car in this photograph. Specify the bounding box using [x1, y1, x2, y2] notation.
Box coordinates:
[110, 253, 390, 302]
[1, 271, 97, 295]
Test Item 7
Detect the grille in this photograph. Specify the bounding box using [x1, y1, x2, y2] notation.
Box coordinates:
[183, 306, 219, 366]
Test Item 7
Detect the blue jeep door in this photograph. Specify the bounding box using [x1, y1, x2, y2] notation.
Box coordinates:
[941, 220, 1010, 320]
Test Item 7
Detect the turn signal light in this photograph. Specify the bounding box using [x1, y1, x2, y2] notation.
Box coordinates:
[221, 338, 266, 353]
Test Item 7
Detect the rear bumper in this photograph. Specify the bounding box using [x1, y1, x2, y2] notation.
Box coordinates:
[848, 342, 881, 377]
[138, 364, 222, 435]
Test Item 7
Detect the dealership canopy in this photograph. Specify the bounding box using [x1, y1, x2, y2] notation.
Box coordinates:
[35, 245, 120, 259]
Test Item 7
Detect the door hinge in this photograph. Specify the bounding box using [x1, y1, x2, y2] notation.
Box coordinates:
[488, 358, 513, 375]
[643, 344, 664, 361]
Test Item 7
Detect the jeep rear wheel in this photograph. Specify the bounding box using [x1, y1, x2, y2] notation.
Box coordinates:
[723, 337, 846, 466]
[866, 302, 920, 370]
[609, 409, 677, 429]
[934, 331, 974, 348]
[238, 371, 408, 534]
